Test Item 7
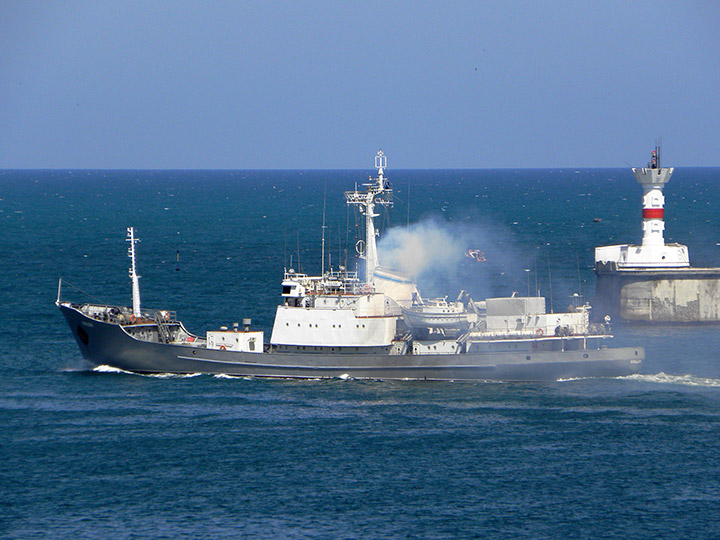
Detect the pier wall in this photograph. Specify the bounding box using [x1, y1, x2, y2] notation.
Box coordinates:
[594, 264, 720, 322]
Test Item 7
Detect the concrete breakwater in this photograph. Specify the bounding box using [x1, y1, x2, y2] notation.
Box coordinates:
[594, 263, 720, 322]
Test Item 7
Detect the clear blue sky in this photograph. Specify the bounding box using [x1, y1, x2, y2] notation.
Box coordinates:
[1, 0, 718, 169]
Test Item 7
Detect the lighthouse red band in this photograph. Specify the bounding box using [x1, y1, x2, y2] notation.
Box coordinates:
[643, 208, 664, 219]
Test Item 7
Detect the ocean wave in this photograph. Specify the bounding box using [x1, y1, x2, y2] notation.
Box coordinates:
[556, 373, 720, 388]
[93, 365, 134, 374]
[92, 365, 201, 378]
[618, 372, 720, 388]
[213, 373, 253, 380]
[146, 372, 202, 379]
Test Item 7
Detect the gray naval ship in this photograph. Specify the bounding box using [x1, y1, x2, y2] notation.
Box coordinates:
[57, 152, 643, 381]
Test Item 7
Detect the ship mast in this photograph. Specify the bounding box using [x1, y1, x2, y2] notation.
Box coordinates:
[345, 150, 393, 284]
[126, 227, 142, 317]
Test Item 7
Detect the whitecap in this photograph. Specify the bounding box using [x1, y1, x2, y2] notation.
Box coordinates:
[93, 365, 134, 374]
[92, 365, 201, 378]
[556, 376, 596, 382]
[147, 372, 202, 379]
[618, 372, 720, 388]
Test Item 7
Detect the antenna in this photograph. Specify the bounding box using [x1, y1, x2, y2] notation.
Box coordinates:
[407, 177, 411, 228]
[375, 149, 387, 178]
[345, 204, 350, 268]
[337, 221, 342, 271]
[547, 256, 553, 314]
[576, 252, 582, 297]
[321, 181, 327, 275]
[524, 268, 531, 297]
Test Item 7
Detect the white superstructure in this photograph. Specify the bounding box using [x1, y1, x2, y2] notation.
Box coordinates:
[269, 268, 401, 349]
[595, 147, 689, 269]
[267, 151, 603, 354]
[270, 151, 405, 350]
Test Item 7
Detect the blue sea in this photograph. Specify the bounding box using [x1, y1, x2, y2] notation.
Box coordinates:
[2, 167, 720, 539]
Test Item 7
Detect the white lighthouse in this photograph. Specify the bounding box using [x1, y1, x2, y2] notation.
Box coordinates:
[595, 146, 689, 269]
[595, 146, 720, 322]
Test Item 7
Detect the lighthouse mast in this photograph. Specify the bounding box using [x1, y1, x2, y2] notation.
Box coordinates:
[345, 150, 393, 284]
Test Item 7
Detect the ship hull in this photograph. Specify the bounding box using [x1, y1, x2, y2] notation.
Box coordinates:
[60, 304, 643, 382]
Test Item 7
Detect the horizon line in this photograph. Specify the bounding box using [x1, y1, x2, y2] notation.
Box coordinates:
[2, 165, 719, 172]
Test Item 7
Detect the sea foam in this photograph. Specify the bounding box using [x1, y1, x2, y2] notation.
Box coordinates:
[619, 372, 720, 388]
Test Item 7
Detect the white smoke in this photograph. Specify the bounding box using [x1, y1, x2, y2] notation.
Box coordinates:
[377, 218, 467, 278]
[377, 217, 532, 299]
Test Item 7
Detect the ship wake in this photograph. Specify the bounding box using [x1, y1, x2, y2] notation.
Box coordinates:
[617, 372, 720, 388]
[557, 372, 720, 388]
[92, 365, 202, 378]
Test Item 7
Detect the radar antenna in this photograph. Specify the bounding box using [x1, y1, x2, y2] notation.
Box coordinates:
[375, 149, 387, 179]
